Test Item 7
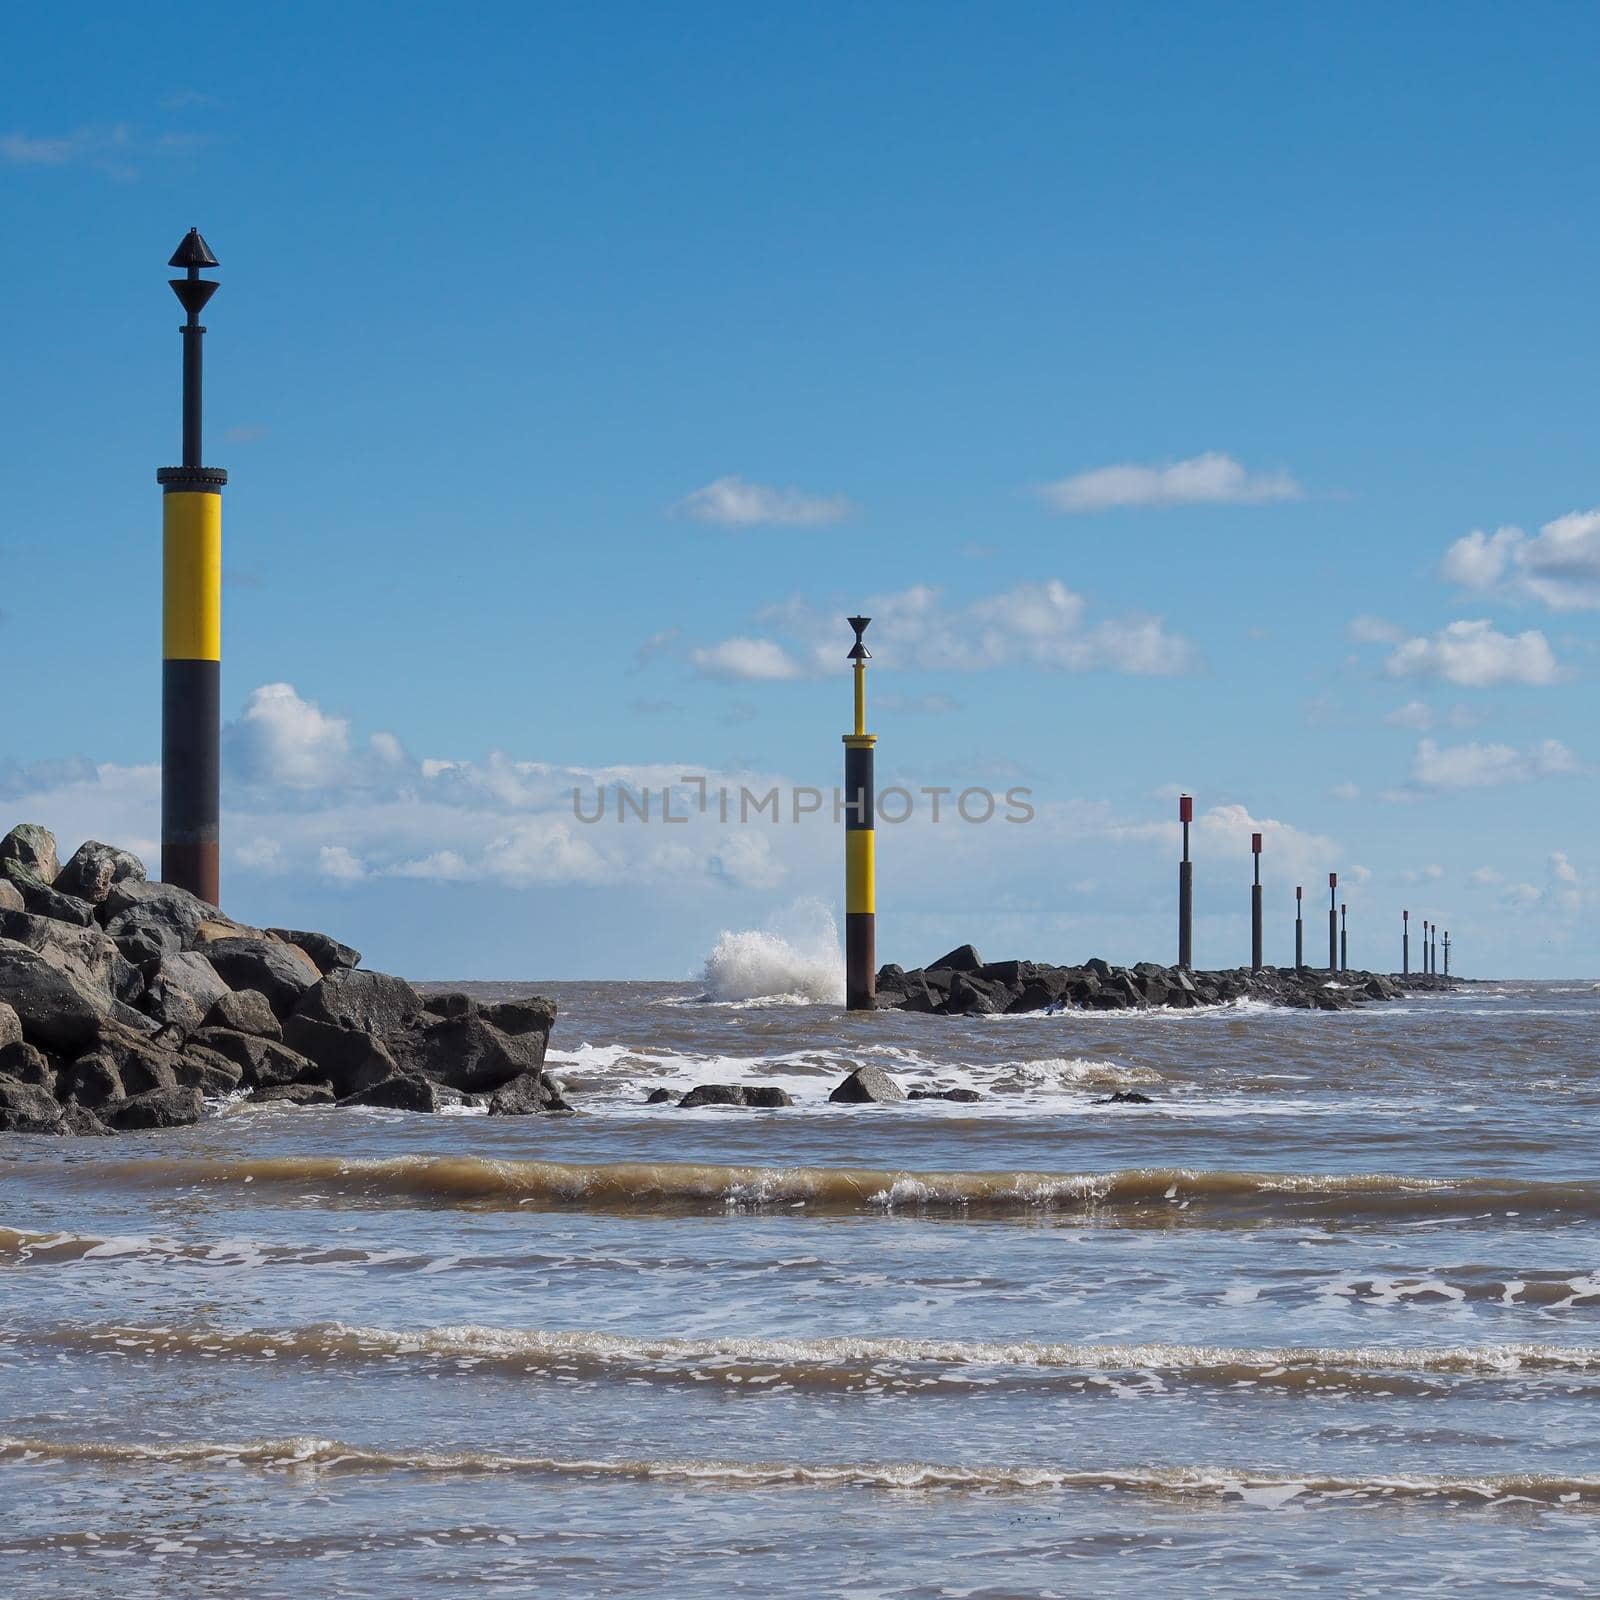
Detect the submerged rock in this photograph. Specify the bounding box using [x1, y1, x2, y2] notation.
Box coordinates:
[828, 1066, 906, 1104]
[678, 1083, 793, 1109]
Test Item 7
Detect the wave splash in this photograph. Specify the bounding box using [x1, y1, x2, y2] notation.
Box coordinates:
[699, 900, 844, 1005]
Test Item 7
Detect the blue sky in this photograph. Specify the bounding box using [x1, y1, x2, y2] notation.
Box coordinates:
[2, 2, 1596, 980]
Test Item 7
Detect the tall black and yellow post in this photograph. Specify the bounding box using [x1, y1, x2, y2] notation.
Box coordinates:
[1249, 831, 1263, 972]
[843, 617, 876, 1010]
[158, 228, 226, 904]
[1340, 903, 1348, 972]
[1402, 909, 1410, 976]
[1177, 793, 1194, 971]
[1294, 885, 1304, 972]
[1327, 872, 1339, 972]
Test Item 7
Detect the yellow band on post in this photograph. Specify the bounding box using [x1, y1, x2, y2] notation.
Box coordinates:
[163, 492, 222, 661]
[846, 829, 875, 914]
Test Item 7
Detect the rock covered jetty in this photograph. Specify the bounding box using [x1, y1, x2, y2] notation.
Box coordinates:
[876, 944, 1455, 1015]
[0, 823, 567, 1135]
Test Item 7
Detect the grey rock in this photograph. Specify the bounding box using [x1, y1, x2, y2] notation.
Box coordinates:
[907, 1087, 983, 1102]
[487, 1070, 572, 1115]
[147, 951, 230, 1015]
[0, 1000, 18, 1051]
[394, 1013, 546, 1094]
[338, 1072, 442, 1112]
[2, 863, 97, 926]
[0, 880, 23, 914]
[0, 909, 142, 1008]
[174, 1047, 246, 1097]
[0, 824, 59, 883]
[203, 937, 321, 1018]
[678, 1083, 793, 1109]
[57, 1052, 124, 1107]
[103, 880, 238, 956]
[0, 1074, 64, 1133]
[422, 990, 478, 1019]
[0, 1040, 54, 1086]
[266, 928, 361, 975]
[90, 1022, 180, 1095]
[280, 1015, 399, 1097]
[1096, 1090, 1154, 1105]
[141, 982, 205, 1037]
[928, 944, 983, 973]
[204, 988, 282, 1039]
[192, 1027, 316, 1089]
[0, 938, 111, 1048]
[247, 1082, 336, 1107]
[294, 967, 424, 1037]
[828, 1066, 907, 1105]
[53, 841, 146, 906]
[59, 1103, 112, 1137]
[107, 1085, 205, 1130]
[644, 1087, 674, 1104]
[481, 997, 558, 1037]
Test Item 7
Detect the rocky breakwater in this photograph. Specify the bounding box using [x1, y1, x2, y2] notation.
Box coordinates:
[876, 943, 1455, 1015]
[0, 823, 568, 1135]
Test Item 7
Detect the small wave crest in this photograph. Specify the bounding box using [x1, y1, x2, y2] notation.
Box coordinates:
[1, 1434, 1596, 1507]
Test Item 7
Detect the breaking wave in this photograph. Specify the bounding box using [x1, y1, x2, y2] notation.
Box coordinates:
[698, 901, 844, 1005]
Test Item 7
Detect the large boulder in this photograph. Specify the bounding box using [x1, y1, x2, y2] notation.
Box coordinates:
[678, 1083, 793, 1109]
[0, 1040, 54, 1086]
[247, 1082, 335, 1107]
[0, 1000, 19, 1052]
[394, 1013, 547, 1094]
[83, 1020, 181, 1096]
[339, 1072, 442, 1112]
[103, 881, 234, 960]
[828, 1066, 906, 1105]
[294, 967, 424, 1037]
[267, 928, 361, 975]
[144, 951, 229, 1015]
[173, 1046, 247, 1096]
[106, 1085, 204, 1130]
[488, 1070, 572, 1115]
[191, 1027, 316, 1089]
[53, 841, 146, 907]
[0, 1074, 64, 1133]
[0, 880, 23, 914]
[281, 1015, 400, 1097]
[57, 1051, 125, 1108]
[482, 997, 557, 1037]
[0, 939, 111, 1048]
[928, 944, 983, 973]
[0, 825, 59, 883]
[204, 988, 281, 1039]
[0, 910, 143, 1007]
[1, 862, 97, 927]
[203, 937, 321, 1018]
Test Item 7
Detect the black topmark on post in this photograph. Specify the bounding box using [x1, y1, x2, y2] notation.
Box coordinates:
[1177, 793, 1194, 970]
[157, 228, 226, 906]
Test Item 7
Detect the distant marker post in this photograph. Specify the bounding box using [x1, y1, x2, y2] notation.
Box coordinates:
[843, 616, 876, 1010]
[1294, 885, 1304, 972]
[1340, 903, 1348, 972]
[158, 227, 227, 905]
[1443, 930, 1450, 978]
[1403, 909, 1410, 976]
[1250, 831, 1263, 973]
[1178, 794, 1194, 971]
[1328, 873, 1339, 972]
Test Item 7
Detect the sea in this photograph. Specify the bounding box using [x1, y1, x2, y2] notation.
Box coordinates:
[2, 944, 1598, 1596]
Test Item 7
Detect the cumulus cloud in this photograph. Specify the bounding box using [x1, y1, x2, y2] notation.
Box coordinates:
[683, 580, 1201, 684]
[225, 683, 353, 788]
[1383, 620, 1560, 687]
[1441, 510, 1600, 611]
[1040, 452, 1302, 514]
[1410, 737, 1577, 790]
[673, 475, 853, 527]
[689, 637, 804, 683]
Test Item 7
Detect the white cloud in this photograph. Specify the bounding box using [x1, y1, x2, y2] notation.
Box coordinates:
[1382, 700, 1481, 732]
[225, 683, 353, 788]
[1469, 866, 1502, 886]
[673, 475, 853, 527]
[1549, 851, 1579, 885]
[1411, 737, 1577, 790]
[1383, 620, 1560, 687]
[318, 845, 367, 883]
[692, 580, 1202, 681]
[689, 637, 804, 683]
[1040, 452, 1303, 514]
[1503, 882, 1542, 907]
[1441, 510, 1600, 612]
[1402, 864, 1444, 884]
[1349, 614, 1405, 644]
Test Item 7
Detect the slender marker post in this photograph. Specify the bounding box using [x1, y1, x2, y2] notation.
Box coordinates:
[1294, 885, 1304, 972]
[1403, 909, 1410, 976]
[1328, 873, 1339, 972]
[1424, 921, 1432, 975]
[1443, 931, 1451, 978]
[1178, 794, 1194, 971]
[1340, 903, 1348, 972]
[843, 617, 876, 1010]
[158, 228, 227, 905]
[1250, 832, 1263, 973]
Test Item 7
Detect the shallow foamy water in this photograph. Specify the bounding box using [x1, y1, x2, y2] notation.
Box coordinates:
[2, 977, 1598, 1596]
